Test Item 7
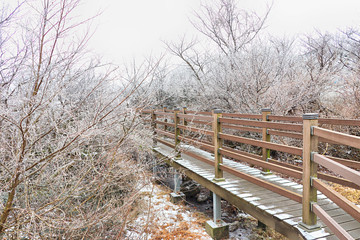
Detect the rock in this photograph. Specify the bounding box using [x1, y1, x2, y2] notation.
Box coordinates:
[180, 180, 200, 198]
[229, 221, 241, 232]
[196, 191, 210, 202]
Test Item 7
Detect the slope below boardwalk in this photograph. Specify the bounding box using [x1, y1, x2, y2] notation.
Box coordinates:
[154, 142, 360, 240]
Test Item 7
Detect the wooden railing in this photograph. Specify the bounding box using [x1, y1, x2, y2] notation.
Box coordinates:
[141, 107, 360, 239]
[308, 122, 360, 239]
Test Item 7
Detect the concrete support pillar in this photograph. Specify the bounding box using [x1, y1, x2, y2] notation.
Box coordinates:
[213, 193, 221, 223]
[174, 171, 181, 193]
[205, 193, 229, 239]
[170, 170, 185, 204]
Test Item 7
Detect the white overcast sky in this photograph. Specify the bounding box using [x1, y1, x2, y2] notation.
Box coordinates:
[81, 0, 360, 64]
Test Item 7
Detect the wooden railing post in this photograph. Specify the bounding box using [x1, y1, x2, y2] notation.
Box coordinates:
[261, 108, 272, 174]
[163, 105, 168, 132]
[151, 109, 157, 148]
[300, 113, 320, 231]
[182, 106, 188, 126]
[174, 107, 181, 159]
[213, 109, 224, 181]
[211, 107, 217, 145]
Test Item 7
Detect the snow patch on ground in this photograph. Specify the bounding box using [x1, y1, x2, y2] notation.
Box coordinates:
[125, 183, 211, 239]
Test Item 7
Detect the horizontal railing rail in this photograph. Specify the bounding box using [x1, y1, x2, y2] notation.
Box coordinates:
[312, 178, 360, 223]
[155, 120, 175, 127]
[219, 133, 303, 156]
[312, 203, 354, 240]
[313, 153, 360, 187]
[177, 124, 214, 136]
[177, 113, 213, 122]
[313, 126, 360, 149]
[222, 113, 262, 119]
[220, 117, 303, 132]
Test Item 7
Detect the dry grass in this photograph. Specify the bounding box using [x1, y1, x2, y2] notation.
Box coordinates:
[150, 221, 207, 240]
[331, 183, 360, 204]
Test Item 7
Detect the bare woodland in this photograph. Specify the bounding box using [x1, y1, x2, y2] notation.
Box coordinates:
[1, 0, 360, 239]
[162, 0, 360, 117]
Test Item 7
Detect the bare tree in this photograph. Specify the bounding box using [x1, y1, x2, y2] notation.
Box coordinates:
[0, 0, 161, 238]
[191, 0, 271, 57]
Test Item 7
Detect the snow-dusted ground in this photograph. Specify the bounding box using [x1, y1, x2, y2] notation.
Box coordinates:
[124, 182, 272, 240]
[125, 183, 212, 239]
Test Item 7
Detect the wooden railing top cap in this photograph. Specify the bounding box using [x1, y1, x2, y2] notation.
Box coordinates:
[303, 113, 319, 120]
[174, 107, 180, 111]
[261, 108, 272, 112]
[213, 109, 222, 114]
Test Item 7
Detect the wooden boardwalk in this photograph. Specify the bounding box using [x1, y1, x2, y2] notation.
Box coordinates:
[154, 141, 360, 240]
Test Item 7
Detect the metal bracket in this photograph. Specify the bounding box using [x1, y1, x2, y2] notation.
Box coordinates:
[310, 201, 316, 212]
[217, 118, 220, 123]
[310, 176, 317, 187]
[213, 177, 226, 182]
[266, 115, 270, 121]
[266, 129, 269, 135]
[310, 152, 317, 161]
[310, 126, 315, 136]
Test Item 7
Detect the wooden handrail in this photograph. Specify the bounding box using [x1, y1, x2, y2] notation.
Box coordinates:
[220, 148, 302, 179]
[178, 135, 214, 152]
[219, 133, 303, 156]
[154, 111, 174, 117]
[181, 149, 214, 165]
[312, 203, 354, 240]
[219, 118, 303, 132]
[268, 115, 360, 127]
[222, 124, 262, 133]
[155, 120, 175, 127]
[313, 178, 360, 223]
[141, 109, 153, 114]
[313, 126, 360, 149]
[313, 154, 360, 187]
[177, 113, 213, 122]
[155, 129, 175, 139]
[222, 113, 262, 119]
[327, 156, 360, 170]
[188, 120, 213, 126]
[192, 142, 360, 189]
[185, 110, 212, 115]
[318, 118, 360, 126]
[177, 124, 214, 136]
[156, 137, 175, 149]
[219, 164, 302, 203]
[267, 129, 303, 139]
[268, 115, 302, 122]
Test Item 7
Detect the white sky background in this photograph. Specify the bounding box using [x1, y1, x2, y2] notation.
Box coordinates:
[81, 0, 360, 64]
